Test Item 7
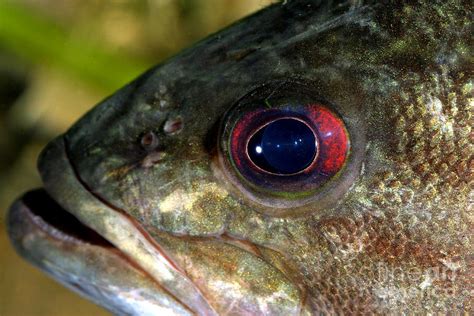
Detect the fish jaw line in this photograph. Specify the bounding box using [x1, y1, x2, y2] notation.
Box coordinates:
[37, 136, 218, 316]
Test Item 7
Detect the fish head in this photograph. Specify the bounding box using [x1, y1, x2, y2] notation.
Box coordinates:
[8, 0, 472, 314]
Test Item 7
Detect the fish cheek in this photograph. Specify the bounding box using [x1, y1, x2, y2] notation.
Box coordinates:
[125, 126, 237, 235]
[152, 182, 239, 236]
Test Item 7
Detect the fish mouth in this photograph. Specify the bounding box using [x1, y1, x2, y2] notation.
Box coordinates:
[8, 136, 217, 315]
[8, 188, 199, 315]
[8, 136, 306, 315]
[11, 188, 114, 247]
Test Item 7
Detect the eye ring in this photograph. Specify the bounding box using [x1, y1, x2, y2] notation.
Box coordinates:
[218, 80, 364, 214]
[244, 116, 320, 176]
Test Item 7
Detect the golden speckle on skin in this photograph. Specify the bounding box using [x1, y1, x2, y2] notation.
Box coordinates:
[159, 182, 228, 214]
[103, 164, 136, 182]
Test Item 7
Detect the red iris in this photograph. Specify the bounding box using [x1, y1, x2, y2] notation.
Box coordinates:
[229, 104, 349, 194]
[305, 105, 348, 174]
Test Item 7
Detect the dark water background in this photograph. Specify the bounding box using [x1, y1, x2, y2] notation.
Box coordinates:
[0, 1, 272, 314]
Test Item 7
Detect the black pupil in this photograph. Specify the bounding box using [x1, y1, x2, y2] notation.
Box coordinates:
[247, 118, 317, 174]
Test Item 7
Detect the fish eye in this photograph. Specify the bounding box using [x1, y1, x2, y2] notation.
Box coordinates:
[219, 81, 351, 209]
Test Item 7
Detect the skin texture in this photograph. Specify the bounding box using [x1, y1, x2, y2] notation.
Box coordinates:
[7, 0, 472, 314]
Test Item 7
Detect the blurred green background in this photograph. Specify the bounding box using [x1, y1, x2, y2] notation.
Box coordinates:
[0, 1, 273, 315]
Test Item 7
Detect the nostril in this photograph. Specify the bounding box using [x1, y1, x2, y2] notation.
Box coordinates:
[139, 128, 170, 168]
[163, 116, 183, 135]
[140, 131, 159, 150]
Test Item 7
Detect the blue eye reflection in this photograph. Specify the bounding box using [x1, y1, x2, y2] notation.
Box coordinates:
[247, 118, 317, 174]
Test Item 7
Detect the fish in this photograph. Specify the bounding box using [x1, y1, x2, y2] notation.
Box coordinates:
[7, 0, 472, 314]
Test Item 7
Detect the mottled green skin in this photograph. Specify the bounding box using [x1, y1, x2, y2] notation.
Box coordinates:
[8, 0, 472, 314]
